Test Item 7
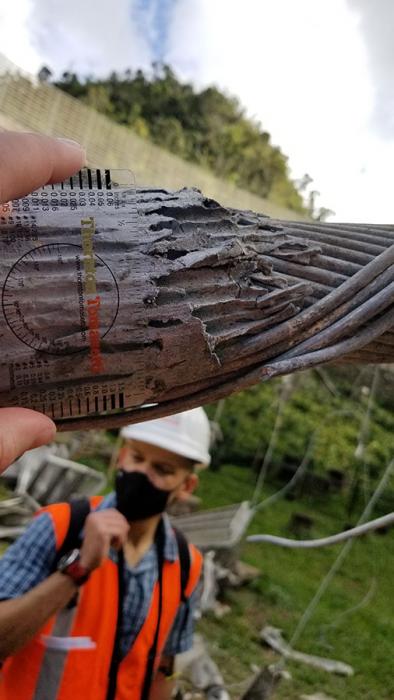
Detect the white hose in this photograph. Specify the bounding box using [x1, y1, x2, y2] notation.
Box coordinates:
[247, 511, 394, 548]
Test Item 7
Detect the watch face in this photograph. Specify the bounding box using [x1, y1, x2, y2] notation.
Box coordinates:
[57, 548, 90, 586]
[58, 548, 80, 570]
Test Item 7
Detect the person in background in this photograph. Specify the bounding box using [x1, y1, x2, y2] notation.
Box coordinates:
[0, 408, 211, 700]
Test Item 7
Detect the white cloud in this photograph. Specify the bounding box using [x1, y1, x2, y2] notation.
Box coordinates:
[1, 0, 393, 222]
[167, 0, 393, 223]
[25, 0, 152, 78]
[166, 0, 206, 81]
[0, 1, 42, 74]
[348, 0, 394, 139]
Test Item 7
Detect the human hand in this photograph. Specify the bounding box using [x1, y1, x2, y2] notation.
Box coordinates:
[79, 509, 130, 571]
[0, 131, 86, 474]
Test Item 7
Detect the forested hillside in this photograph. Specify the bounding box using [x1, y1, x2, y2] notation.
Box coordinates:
[48, 65, 308, 215]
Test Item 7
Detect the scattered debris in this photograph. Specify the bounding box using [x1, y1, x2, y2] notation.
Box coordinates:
[212, 603, 231, 620]
[0, 444, 107, 539]
[232, 560, 261, 586]
[199, 551, 218, 614]
[198, 547, 260, 617]
[279, 669, 292, 681]
[176, 634, 230, 700]
[240, 664, 283, 700]
[261, 626, 354, 677]
[248, 663, 291, 683]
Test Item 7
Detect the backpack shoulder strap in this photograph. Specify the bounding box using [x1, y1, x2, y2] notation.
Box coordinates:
[54, 496, 91, 566]
[183, 542, 203, 599]
[171, 528, 203, 654]
[173, 527, 191, 602]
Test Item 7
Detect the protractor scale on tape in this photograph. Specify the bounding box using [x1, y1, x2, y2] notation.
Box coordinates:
[2, 242, 119, 355]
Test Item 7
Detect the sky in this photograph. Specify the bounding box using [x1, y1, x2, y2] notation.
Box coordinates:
[0, 0, 393, 223]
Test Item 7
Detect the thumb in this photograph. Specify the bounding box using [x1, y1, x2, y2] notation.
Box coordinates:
[0, 408, 56, 473]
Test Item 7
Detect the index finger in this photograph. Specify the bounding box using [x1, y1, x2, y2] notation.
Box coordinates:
[0, 132, 86, 204]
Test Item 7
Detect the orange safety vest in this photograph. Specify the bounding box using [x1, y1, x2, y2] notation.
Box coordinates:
[0, 497, 202, 700]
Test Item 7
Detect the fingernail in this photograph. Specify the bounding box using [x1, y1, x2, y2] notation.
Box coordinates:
[57, 137, 84, 150]
[32, 419, 57, 448]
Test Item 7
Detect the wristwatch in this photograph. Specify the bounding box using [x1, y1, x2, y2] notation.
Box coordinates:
[57, 549, 91, 586]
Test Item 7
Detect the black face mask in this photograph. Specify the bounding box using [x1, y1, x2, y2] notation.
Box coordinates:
[115, 470, 173, 521]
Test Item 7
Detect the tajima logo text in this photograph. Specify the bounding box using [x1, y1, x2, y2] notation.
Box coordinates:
[81, 217, 104, 374]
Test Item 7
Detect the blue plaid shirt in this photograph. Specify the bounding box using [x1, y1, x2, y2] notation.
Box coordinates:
[0, 493, 199, 657]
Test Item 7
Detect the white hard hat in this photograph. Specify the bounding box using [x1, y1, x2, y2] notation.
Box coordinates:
[120, 408, 211, 466]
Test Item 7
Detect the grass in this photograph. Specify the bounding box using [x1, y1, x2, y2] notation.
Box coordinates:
[196, 464, 394, 699]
